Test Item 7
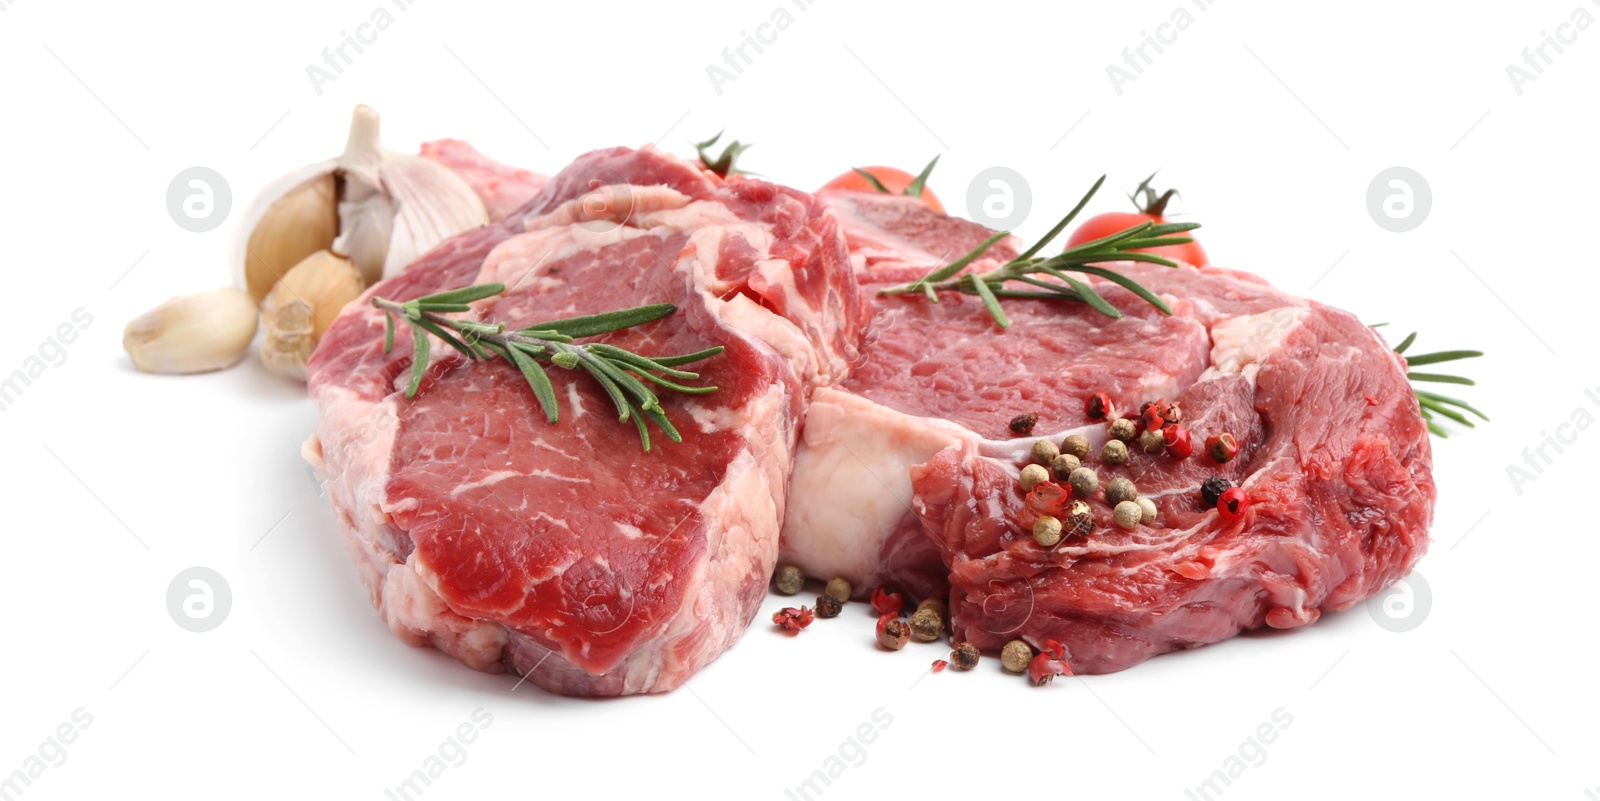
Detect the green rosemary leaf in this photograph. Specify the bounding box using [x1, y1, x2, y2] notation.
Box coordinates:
[413, 318, 479, 360]
[1402, 349, 1484, 366]
[985, 289, 1083, 300]
[1014, 174, 1106, 263]
[586, 344, 702, 380]
[1392, 331, 1418, 354]
[1426, 420, 1448, 438]
[903, 156, 939, 198]
[1413, 389, 1488, 420]
[1009, 276, 1081, 296]
[851, 168, 892, 194]
[1369, 322, 1390, 329]
[1063, 220, 1158, 253]
[505, 343, 559, 424]
[406, 327, 430, 398]
[580, 358, 633, 423]
[1407, 372, 1475, 386]
[383, 312, 395, 353]
[414, 302, 475, 313]
[1418, 396, 1473, 427]
[1039, 265, 1120, 318]
[577, 349, 663, 413]
[417, 283, 506, 306]
[910, 231, 1011, 290]
[1072, 265, 1174, 315]
[640, 403, 684, 444]
[1063, 250, 1183, 269]
[968, 275, 1010, 329]
[525, 303, 676, 339]
[625, 398, 652, 451]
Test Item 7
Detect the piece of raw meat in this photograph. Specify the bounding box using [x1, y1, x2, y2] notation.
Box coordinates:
[782, 189, 1434, 673]
[420, 139, 547, 222]
[305, 146, 859, 695]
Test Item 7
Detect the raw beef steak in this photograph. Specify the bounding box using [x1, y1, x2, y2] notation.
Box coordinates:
[420, 139, 547, 222]
[305, 146, 859, 695]
[783, 190, 1434, 673]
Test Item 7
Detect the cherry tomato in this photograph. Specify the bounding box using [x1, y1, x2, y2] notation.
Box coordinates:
[1065, 175, 1207, 266]
[820, 161, 944, 212]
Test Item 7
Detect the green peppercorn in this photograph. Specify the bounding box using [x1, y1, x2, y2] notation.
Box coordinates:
[1019, 463, 1051, 491]
[1031, 438, 1060, 466]
[774, 564, 804, 595]
[1050, 453, 1081, 480]
[952, 642, 980, 671]
[815, 594, 843, 618]
[1001, 640, 1033, 673]
[910, 607, 942, 642]
[1102, 439, 1129, 466]
[1105, 476, 1138, 506]
[824, 577, 852, 603]
[1033, 515, 1063, 547]
[1109, 417, 1137, 442]
[1136, 497, 1158, 524]
[1113, 500, 1142, 530]
[1061, 434, 1091, 459]
[1068, 466, 1098, 496]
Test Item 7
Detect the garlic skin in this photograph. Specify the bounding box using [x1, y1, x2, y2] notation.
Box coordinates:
[260, 251, 364, 381]
[124, 288, 258, 375]
[241, 172, 337, 303]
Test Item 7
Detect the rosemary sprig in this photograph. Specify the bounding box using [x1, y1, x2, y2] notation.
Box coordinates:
[851, 156, 940, 200]
[877, 175, 1197, 328]
[1381, 326, 1486, 438]
[694, 130, 752, 178]
[372, 284, 723, 451]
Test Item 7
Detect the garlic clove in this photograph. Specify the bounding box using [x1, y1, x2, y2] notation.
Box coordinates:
[124, 288, 258, 374]
[380, 154, 487, 279]
[261, 251, 365, 381]
[333, 193, 395, 285]
[233, 162, 338, 303]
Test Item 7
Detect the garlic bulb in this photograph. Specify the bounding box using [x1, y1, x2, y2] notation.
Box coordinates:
[231, 104, 487, 297]
[260, 250, 365, 381]
[124, 288, 258, 374]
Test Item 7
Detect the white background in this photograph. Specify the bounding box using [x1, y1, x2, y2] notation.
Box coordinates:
[1, 1, 1596, 799]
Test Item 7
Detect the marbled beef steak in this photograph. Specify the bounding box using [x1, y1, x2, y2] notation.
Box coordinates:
[305, 147, 858, 695]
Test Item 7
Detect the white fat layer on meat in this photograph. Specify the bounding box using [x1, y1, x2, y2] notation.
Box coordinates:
[450, 468, 590, 498]
[566, 383, 586, 419]
[1206, 306, 1308, 378]
[780, 387, 966, 588]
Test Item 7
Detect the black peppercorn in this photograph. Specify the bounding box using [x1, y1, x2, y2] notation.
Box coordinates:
[1201, 477, 1234, 508]
[1009, 413, 1039, 435]
[815, 594, 843, 618]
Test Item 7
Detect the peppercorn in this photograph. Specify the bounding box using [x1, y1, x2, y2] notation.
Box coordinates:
[1113, 500, 1142, 530]
[815, 594, 843, 618]
[1201, 477, 1234, 508]
[1031, 438, 1060, 466]
[1060, 434, 1090, 460]
[1028, 651, 1068, 686]
[876, 615, 910, 650]
[1085, 391, 1113, 420]
[1101, 439, 1129, 466]
[772, 606, 814, 632]
[1136, 497, 1158, 524]
[1064, 500, 1094, 539]
[1033, 515, 1063, 547]
[1140, 401, 1166, 434]
[1217, 487, 1250, 522]
[1019, 463, 1051, 492]
[1068, 466, 1098, 496]
[1001, 639, 1033, 673]
[1109, 417, 1137, 442]
[824, 577, 852, 603]
[1009, 413, 1038, 435]
[909, 607, 942, 642]
[1050, 453, 1081, 480]
[774, 564, 804, 595]
[1163, 424, 1194, 459]
[916, 597, 947, 619]
[871, 586, 906, 616]
[1206, 432, 1239, 463]
[951, 642, 980, 671]
[1139, 428, 1165, 454]
[931, 659, 948, 673]
[1105, 476, 1138, 506]
[1160, 401, 1183, 426]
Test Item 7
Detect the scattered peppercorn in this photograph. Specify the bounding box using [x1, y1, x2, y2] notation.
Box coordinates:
[1163, 424, 1194, 459]
[1019, 463, 1050, 492]
[1085, 391, 1113, 420]
[1060, 434, 1090, 459]
[1001, 640, 1033, 673]
[1101, 439, 1129, 466]
[1105, 476, 1138, 506]
[1028, 651, 1069, 685]
[870, 586, 906, 616]
[876, 614, 910, 650]
[1136, 497, 1158, 524]
[1064, 500, 1095, 539]
[1050, 453, 1081, 480]
[952, 642, 980, 671]
[1113, 500, 1142, 530]
[774, 564, 804, 595]
[1201, 477, 1234, 508]
[1031, 438, 1060, 466]
[931, 659, 948, 673]
[1033, 515, 1063, 547]
[916, 598, 947, 619]
[1218, 487, 1250, 523]
[824, 577, 852, 603]
[1206, 432, 1239, 463]
[815, 594, 843, 618]
[772, 606, 814, 632]
[1139, 428, 1165, 454]
[909, 607, 942, 642]
[1109, 417, 1137, 442]
[1025, 481, 1068, 517]
[1159, 401, 1183, 426]
[1009, 413, 1038, 435]
[1139, 401, 1166, 434]
[1068, 466, 1098, 496]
